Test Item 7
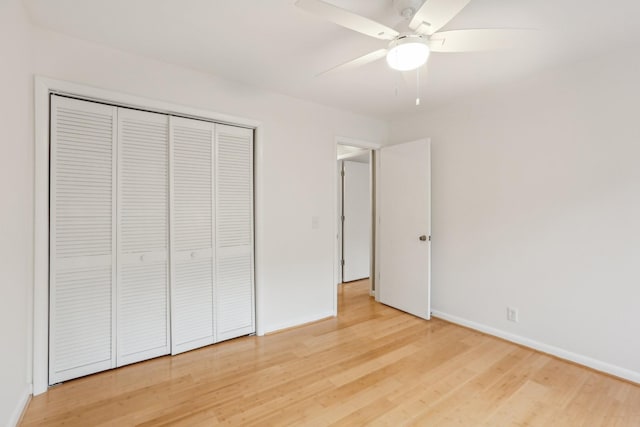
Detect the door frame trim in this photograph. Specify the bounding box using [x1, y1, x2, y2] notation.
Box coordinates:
[33, 76, 262, 395]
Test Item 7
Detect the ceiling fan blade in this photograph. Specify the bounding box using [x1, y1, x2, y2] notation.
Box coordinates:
[409, 0, 471, 36]
[429, 29, 535, 52]
[296, 0, 398, 40]
[316, 49, 388, 76]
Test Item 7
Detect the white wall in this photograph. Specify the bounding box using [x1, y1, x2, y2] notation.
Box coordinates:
[30, 30, 388, 330]
[390, 48, 640, 380]
[0, 0, 33, 425]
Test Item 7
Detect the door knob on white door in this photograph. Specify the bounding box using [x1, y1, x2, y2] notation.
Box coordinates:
[419, 235, 427, 241]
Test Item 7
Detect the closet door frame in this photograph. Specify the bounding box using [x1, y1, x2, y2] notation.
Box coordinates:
[34, 77, 261, 395]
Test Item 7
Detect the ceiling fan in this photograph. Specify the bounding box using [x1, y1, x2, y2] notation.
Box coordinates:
[296, 0, 531, 75]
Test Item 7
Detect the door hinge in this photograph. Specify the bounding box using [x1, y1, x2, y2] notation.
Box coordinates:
[341, 259, 345, 266]
[340, 170, 345, 177]
[341, 215, 345, 222]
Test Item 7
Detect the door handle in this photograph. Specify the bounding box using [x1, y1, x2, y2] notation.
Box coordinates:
[419, 235, 427, 241]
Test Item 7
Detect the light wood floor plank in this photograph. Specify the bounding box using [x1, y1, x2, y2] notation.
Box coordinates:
[21, 279, 640, 426]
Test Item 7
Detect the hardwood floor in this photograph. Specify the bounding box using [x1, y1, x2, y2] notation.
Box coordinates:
[21, 279, 640, 426]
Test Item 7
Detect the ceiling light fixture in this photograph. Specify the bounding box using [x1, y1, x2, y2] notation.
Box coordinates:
[386, 35, 430, 71]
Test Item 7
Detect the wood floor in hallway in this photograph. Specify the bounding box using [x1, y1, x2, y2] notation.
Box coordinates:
[21, 279, 640, 426]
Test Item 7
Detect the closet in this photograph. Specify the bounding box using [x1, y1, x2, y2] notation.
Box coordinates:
[48, 95, 254, 384]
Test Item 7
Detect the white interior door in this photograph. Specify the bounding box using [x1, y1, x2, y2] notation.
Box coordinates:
[215, 124, 255, 341]
[169, 116, 216, 355]
[378, 139, 431, 319]
[336, 161, 343, 286]
[49, 96, 117, 384]
[49, 95, 256, 380]
[116, 108, 170, 366]
[342, 160, 371, 282]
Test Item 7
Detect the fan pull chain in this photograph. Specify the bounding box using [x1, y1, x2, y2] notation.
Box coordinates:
[416, 67, 421, 106]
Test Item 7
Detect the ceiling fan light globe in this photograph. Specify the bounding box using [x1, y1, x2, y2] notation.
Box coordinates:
[386, 37, 430, 71]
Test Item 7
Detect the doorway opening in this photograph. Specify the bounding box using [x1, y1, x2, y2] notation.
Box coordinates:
[336, 142, 376, 299]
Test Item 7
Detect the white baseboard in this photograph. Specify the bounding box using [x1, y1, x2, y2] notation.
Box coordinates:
[8, 384, 32, 427]
[264, 311, 334, 334]
[432, 310, 640, 384]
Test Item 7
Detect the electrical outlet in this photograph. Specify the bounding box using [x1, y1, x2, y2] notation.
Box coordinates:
[507, 307, 519, 322]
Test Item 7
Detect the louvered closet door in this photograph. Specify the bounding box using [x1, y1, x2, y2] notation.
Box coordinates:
[117, 108, 170, 366]
[170, 116, 216, 354]
[215, 124, 255, 341]
[49, 96, 117, 384]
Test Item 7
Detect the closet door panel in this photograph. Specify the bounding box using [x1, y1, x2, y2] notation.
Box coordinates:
[215, 125, 255, 341]
[117, 108, 170, 366]
[49, 96, 117, 384]
[170, 116, 216, 354]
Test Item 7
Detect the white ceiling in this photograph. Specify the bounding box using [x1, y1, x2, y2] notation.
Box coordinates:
[24, 0, 640, 120]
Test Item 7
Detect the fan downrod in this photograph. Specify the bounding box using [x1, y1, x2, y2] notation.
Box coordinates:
[392, 0, 424, 19]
